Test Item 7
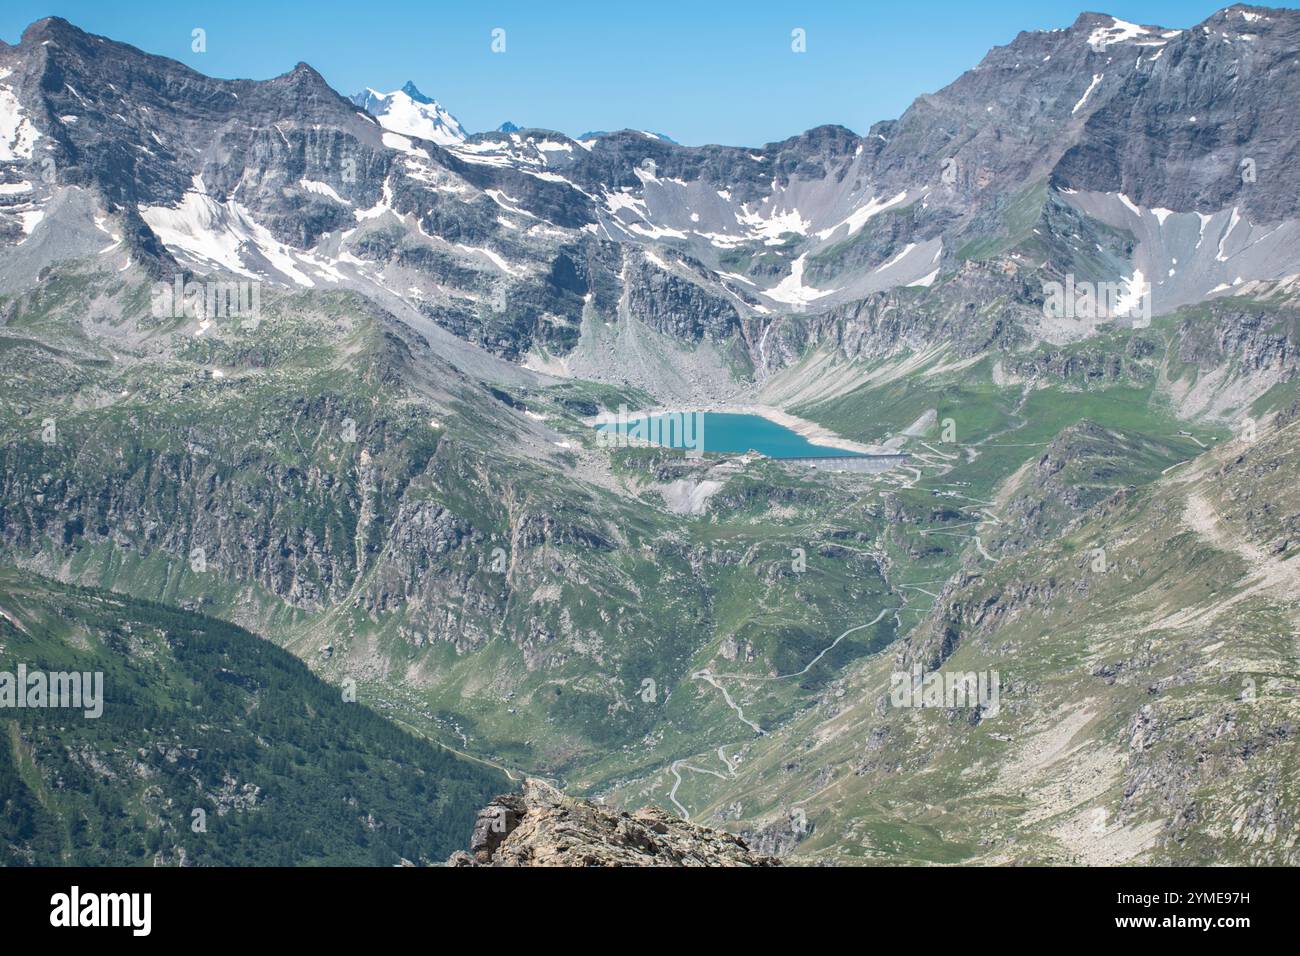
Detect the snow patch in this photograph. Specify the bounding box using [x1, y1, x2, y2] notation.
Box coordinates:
[1086, 17, 1149, 50]
[765, 254, 835, 306]
[736, 204, 811, 243]
[381, 131, 430, 159]
[1072, 74, 1104, 114]
[815, 190, 909, 240]
[0, 84, 41, 161]
[1216, 207, 1241, 262]
[18, 208, 45, 237]
[140, 175, 316, 286]
[875, 243, 918, 273]
[1112, 268, 1149, 316]
[457, 243, 525, 277]
[300, 179, 348, 204]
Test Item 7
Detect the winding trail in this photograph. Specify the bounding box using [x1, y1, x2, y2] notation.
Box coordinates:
[390, 714, 558, 786]
[692, 670, 765, 735]
[668, 753, 735, 820]
[780, 608, 891, 680]
[668, 608, 893, 818]
[717, 608, 893, 684]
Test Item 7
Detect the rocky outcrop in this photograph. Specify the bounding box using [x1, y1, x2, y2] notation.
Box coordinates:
[1176, 305, 1300, 374]
[448, 779, 779, 867]
[626, 256, 743, 342]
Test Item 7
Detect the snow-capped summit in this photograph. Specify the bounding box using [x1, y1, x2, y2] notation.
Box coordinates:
[350, 81, 467, 147]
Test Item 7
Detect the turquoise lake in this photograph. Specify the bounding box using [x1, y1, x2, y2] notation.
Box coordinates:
[595, 412, 862, 458]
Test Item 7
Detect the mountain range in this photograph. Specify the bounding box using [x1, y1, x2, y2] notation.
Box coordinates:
[0, 5, 1296, 865]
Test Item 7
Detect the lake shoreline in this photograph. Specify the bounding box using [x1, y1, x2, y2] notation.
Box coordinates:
[585, 404, 886, 456]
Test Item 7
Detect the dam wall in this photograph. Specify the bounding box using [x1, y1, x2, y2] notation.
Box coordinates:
[782, 453, 910, 473]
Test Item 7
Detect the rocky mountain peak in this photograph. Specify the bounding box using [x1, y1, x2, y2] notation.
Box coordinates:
[399, 80, 433, 103]
[448, 779, 780, 867]
[286, 60, 324, 80]
[19, 15, 80, 46]
[270, 60, 341, 100]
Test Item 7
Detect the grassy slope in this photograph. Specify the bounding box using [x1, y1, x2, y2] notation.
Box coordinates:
[0, 568, 506, 866]
[629, 407, 1300, 865]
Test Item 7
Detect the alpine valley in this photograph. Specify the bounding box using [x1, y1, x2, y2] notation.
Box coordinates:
[0, 5, 1296, 866]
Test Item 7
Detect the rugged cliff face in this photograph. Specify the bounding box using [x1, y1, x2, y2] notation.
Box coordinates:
[449, 779, 778, 867]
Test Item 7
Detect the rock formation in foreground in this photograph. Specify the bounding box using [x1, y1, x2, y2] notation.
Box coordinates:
[448, 779, 780, 867]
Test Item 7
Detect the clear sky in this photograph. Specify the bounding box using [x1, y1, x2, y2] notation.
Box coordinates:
[2, 1, 1292, 146]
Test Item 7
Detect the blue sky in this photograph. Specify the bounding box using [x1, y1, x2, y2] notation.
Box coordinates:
[2, 1, 1292, 145]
